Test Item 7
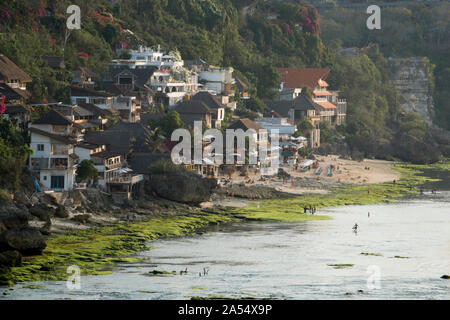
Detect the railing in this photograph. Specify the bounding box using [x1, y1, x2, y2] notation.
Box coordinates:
[107, 174, 144, 184]
[51, 147, 71, 155]
[49, 158, 75, 169]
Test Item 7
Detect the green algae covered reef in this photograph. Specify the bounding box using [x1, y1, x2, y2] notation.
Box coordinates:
[229, 161, 444, 221]
[1, 212, 238, 286]
[0, 160, 446, 286]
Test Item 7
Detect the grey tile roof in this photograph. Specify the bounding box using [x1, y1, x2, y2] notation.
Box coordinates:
[107, 121, 151, 153]
[32, 109, 75, 126]
[191, 91, 225, 110]
[84, 130, 133, 156]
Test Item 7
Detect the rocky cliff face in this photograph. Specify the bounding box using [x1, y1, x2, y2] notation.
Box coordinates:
[148, 173, 218, 205]
[389, 57, 434, 123]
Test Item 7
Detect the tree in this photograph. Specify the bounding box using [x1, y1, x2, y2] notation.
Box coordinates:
[0, 116, 31, 191]
[105, 115, 120, 129]
[147, 111, 184, 137]
[145, 127, 164, 153]
[298, 147, 309, 158]
[244, 96, 265, 113]
[319, 121, 334, 143]
[297, 118, 314, 136]
[76, 160, 98, 184]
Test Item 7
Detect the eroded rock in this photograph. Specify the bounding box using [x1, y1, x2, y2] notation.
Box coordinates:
[0, 250, 22, 267]
[149, 172, 217, 204]
[0, 227, 46, 255]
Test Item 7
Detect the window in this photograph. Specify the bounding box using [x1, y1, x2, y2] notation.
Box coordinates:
[37, 144, 44, 151]
[51, 176, 65, 189]
[43, 176, 47, 181]
[90, 98, 106, 105]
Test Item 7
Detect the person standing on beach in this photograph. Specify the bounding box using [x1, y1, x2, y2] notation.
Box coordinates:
[368, 212, 370, 218]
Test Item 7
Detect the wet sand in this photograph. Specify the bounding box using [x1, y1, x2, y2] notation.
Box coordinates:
[219, 155, 400, 196]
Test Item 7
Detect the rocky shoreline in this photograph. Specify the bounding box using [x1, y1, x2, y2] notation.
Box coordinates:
[0, 161, 446, 286]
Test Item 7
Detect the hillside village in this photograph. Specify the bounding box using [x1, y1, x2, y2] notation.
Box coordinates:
[1, 46, 348, 203]
[0, 1, 448, 293]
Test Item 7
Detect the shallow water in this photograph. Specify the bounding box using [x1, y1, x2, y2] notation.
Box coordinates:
[2, 192, 449, 300]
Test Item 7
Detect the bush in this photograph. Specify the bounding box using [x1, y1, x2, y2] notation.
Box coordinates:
[149, 159, 190, 175]
[298, 147, 309, 158]
[76, 160, 98, 184]
[0, 117, 31, 191]
[0, 189, 10, 205]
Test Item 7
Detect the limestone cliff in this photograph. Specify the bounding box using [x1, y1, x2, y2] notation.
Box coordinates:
[389, 57, 435, 123]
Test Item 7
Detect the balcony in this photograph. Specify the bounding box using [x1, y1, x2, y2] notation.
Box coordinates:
[51, 146, 72, 156]
[50, 158, 76, 169]
[107, 174, 144, 184]
[30, 158, 49, 171]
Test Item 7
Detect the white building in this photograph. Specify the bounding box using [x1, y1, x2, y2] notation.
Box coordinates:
[29, 110, 83, 191]
[254, 117, 296, 140]
[70, 86, 114, 110]
[199, 67, 236, 109]
[199, 67, 234, 95]
[150, 69, 199, 107]
[111, 95, 139, 122]
[75, 142, 123, 189]
[112, 46, 183, 70]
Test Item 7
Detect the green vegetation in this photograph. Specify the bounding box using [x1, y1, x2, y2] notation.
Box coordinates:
[0, 1, 447, 163]
[296, 118, 314, 138]
[324, 45, 448, 163]
[148, 270, 176, 276]
[228, 161, 442, 221]
[0, 116, 32, 191]
[0, 0, 329, 103]
[0, 189, 10, 204]
[319, 120, 334, 144]
[145, 127, 164, 153]
[1, 211, 238, 286]
[327, 264, 354, 269]
[22, 284, 45, 290]
[147, 111, 184, 138]
[0, 160, 445, 286]
[148, 159, 190, 175]
[321, 3, 450, 131]
[75, 160, 98, 184]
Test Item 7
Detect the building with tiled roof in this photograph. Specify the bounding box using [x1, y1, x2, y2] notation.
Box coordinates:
[28, 109, 84, 191]
[191, 91, 225, 128]
[227, 118, 261, 132]
[70, 86, 115, 109]
[277, 68, 330, 89]
[173, 100, 213, 129]
[276, 68, 346, 126]
[0, 54, 32, 103]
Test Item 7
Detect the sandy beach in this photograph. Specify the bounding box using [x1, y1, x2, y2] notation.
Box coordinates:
[218, 155, 401, 196]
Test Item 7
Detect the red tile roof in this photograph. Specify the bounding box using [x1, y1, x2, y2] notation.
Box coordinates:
[277, 68, 330, 89]
[313, 90, 332, 96]
[314, 101, 337, 109]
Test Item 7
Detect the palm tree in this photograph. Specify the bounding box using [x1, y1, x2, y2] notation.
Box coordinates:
[145, 127, 164, 153]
